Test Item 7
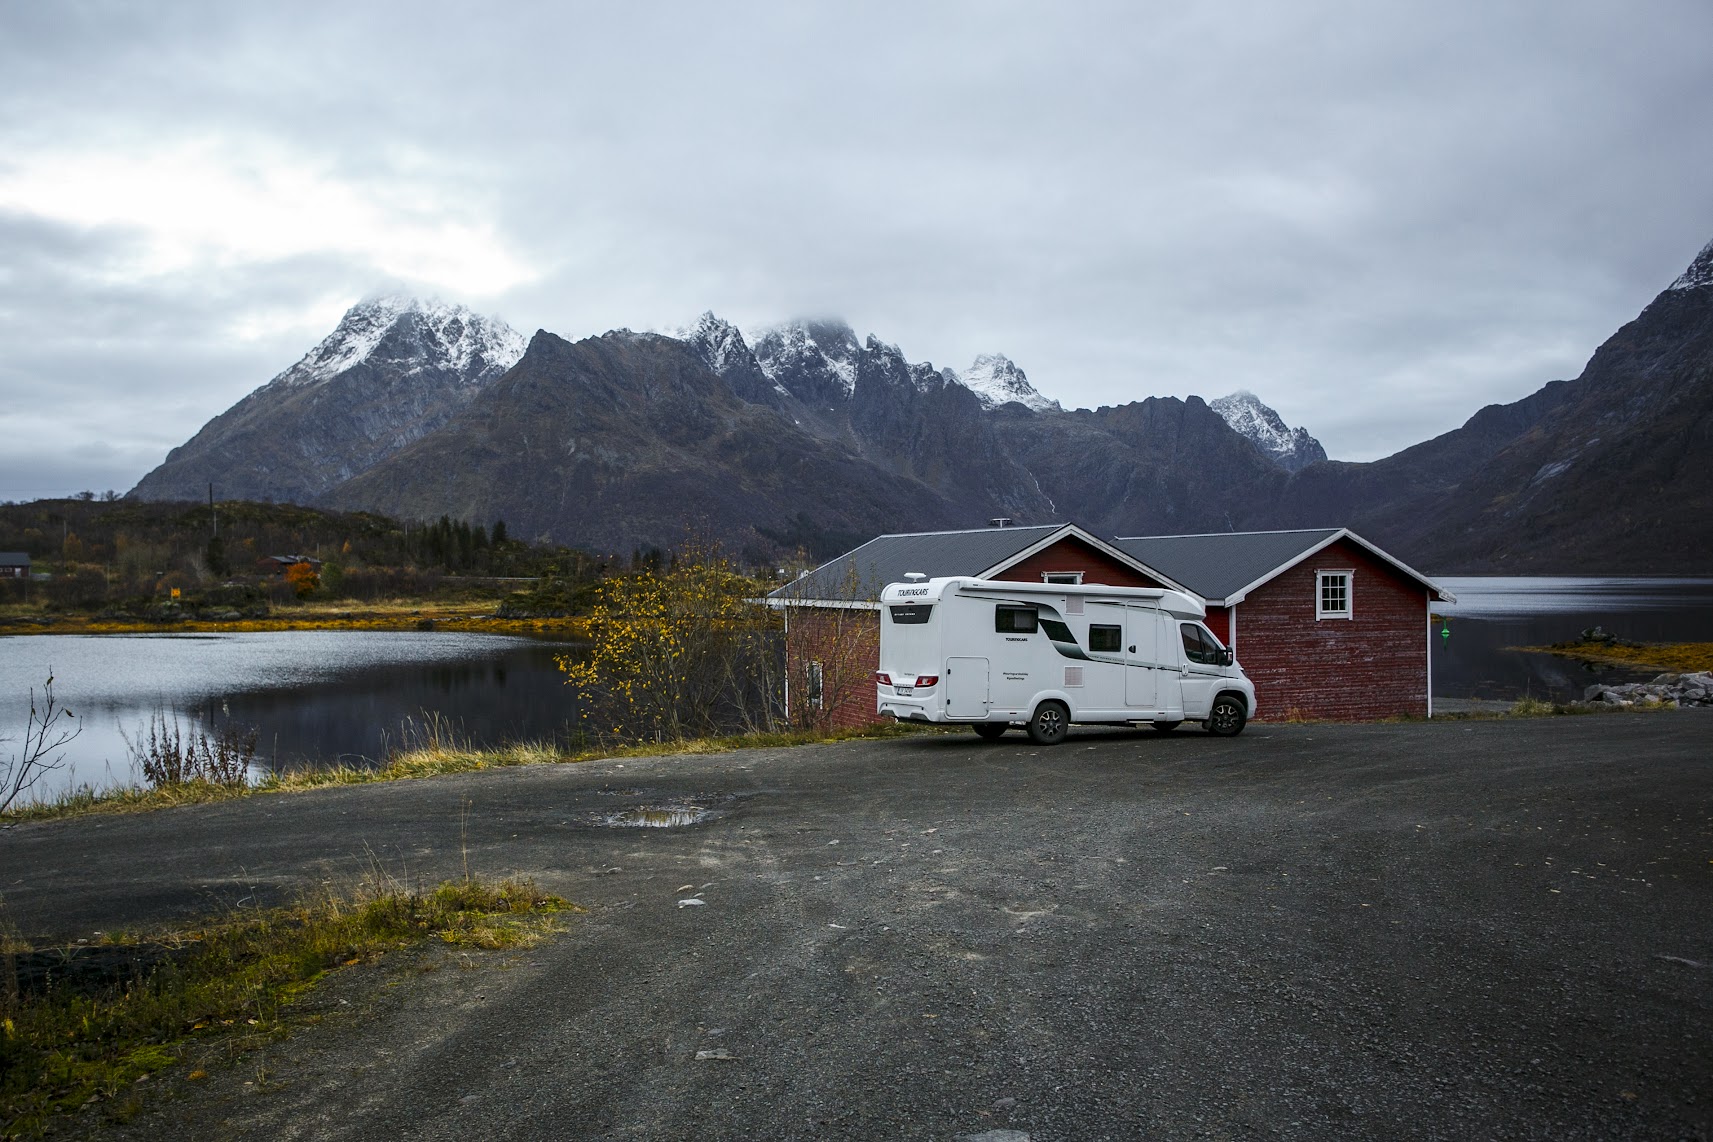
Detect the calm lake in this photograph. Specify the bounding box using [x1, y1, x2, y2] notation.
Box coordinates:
[0, 631, 586, 802]
[3, 576, 1710, 804]
[1434, 576, 1713, 702]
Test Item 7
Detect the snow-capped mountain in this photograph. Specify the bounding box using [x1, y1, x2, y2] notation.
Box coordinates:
[954, 353, 1061, 412]
[1669, 237, 1713, 291]
[1209, 390, 1328, 472]
[749, 320, 867, 406]
[130, 296, 525, 504]
[271, 295, 526, 390]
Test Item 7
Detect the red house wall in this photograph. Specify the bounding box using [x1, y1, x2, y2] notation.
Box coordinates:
[1232, 539, 1427, 721]
[1203, 606, 1230, 645]
[994, 537, 1167, 588]
[783, 607, 883, 731]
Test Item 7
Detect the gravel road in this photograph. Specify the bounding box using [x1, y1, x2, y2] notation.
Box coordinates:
[5, 714, 1710, 1140]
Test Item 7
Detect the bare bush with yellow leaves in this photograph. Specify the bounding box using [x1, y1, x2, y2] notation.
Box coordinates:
[557, 544, 785, 743]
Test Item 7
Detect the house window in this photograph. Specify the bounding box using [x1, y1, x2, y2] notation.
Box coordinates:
[1088, 624, 1122, 652]
[1042, 572, 1083, 585]
[1317, 571, 1353, 619]
[995, 604, 1038, 633]
[807, 660, 825, 709]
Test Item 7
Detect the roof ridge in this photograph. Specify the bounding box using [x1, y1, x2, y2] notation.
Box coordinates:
[1115, 528, 1340, 540]
[870, 523, 1062, 539]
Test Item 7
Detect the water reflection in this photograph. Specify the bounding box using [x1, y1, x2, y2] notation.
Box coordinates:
[0, 631, 587, 800]
[602, 806, 712, 828]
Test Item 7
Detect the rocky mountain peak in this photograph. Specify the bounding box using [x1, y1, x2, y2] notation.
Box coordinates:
[750, 319, 864, 402]
[1668, 237, 1713, 291]
[1210, 390, 1327, 472]
[272, 295, 526, 391]
[956, 353, 1061, 412]
[674, 311, 756, 375]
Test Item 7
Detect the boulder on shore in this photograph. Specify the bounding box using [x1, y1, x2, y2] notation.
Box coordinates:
[1584, 672, 1713, 708]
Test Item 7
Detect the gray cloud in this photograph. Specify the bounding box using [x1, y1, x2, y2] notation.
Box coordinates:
[2, 0, 1711, 501]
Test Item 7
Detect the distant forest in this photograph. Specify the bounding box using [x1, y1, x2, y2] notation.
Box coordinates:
[0, 497, 627, 612]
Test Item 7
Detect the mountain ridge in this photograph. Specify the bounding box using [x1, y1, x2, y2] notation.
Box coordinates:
[128, 236, 1713, 572]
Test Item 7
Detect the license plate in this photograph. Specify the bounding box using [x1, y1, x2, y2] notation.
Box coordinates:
[895, 685, 914, 696]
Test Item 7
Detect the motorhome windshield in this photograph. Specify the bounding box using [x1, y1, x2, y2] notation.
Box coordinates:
[1179, 622, 1225, 665]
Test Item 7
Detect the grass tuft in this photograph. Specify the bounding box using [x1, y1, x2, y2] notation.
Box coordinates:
[1521, 640, 1713, 675]
[0, 877, 571, 1137]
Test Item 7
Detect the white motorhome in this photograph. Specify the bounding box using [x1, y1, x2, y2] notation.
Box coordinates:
[875, 575, 1257, 744]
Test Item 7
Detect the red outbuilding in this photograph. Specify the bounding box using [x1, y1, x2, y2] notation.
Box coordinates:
[768, 523, 1453, 727]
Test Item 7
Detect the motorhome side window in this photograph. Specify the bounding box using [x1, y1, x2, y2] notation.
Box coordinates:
[889, 605, 933, 624]
[994, 605, 1038, 633]
[1179, 623, 1223, 665]
[1088, 624, 1122, 652]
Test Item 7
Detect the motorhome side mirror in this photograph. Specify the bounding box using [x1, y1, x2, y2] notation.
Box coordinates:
[1219, 648, 1234, 666]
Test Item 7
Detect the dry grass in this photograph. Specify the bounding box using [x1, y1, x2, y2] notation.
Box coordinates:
[1520, 641, 1713, 674]
[0, 876, 572, 1136]
[1, 721, 935, 825]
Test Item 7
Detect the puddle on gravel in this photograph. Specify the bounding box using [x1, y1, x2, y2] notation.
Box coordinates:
[602, 806, 713, 828]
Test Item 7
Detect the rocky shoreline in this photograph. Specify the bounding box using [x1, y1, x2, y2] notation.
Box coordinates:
[1585, 672, 1713, 708]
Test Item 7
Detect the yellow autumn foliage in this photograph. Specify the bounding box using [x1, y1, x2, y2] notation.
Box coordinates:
[557, 544, 783, 742]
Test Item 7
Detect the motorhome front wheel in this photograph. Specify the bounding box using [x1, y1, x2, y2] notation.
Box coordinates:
[1205, 695, 1247, 736]
[1027, 701, 1069, 745]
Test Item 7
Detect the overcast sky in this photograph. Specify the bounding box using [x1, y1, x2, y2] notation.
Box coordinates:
[3, 1, 1711, 498]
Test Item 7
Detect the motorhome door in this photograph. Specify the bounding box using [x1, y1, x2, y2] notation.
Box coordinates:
[1124, 608, 1158, 708]
[946, 657, 989, 718]
[1177, 622, 1224, 719]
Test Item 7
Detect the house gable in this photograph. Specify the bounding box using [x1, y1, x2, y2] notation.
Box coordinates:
[768, 522, 1182, 605]
[990, 533, 1169, 589]
[1235, 536, 1431, 720]
[1113, 528, 1453, 605]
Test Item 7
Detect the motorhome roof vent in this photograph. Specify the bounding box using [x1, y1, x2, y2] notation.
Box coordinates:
[904, 572, 927, 582]
[988, 517, 1012, 528]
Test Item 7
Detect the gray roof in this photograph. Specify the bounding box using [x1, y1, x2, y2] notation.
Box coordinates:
[0, 552, 29, 564]
[1111, 530, 1338, 602]
[768, 525, 1063, 603]
[1113, 528, 1452, 603]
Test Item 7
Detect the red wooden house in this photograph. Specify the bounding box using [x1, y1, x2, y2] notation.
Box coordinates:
[768, 523, 1453, 727]
[1112, 529, 1454, 721]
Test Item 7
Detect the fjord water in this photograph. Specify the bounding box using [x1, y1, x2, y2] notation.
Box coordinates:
[0, 631, 584, 802]
[1433, 577, 1713, 702]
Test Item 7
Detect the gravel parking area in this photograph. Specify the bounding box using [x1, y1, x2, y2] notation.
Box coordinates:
[6, 713, 1710, 1140]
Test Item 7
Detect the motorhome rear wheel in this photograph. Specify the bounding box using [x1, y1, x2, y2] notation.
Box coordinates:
[1027, 701, 1069, 745]
[972, 723, 1008, 740]
[1151, 720, 1182, 733]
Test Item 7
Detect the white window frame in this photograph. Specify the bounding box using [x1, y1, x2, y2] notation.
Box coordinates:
[1041, 571, 1083, 584]
[1316, 570, 1353, 620]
